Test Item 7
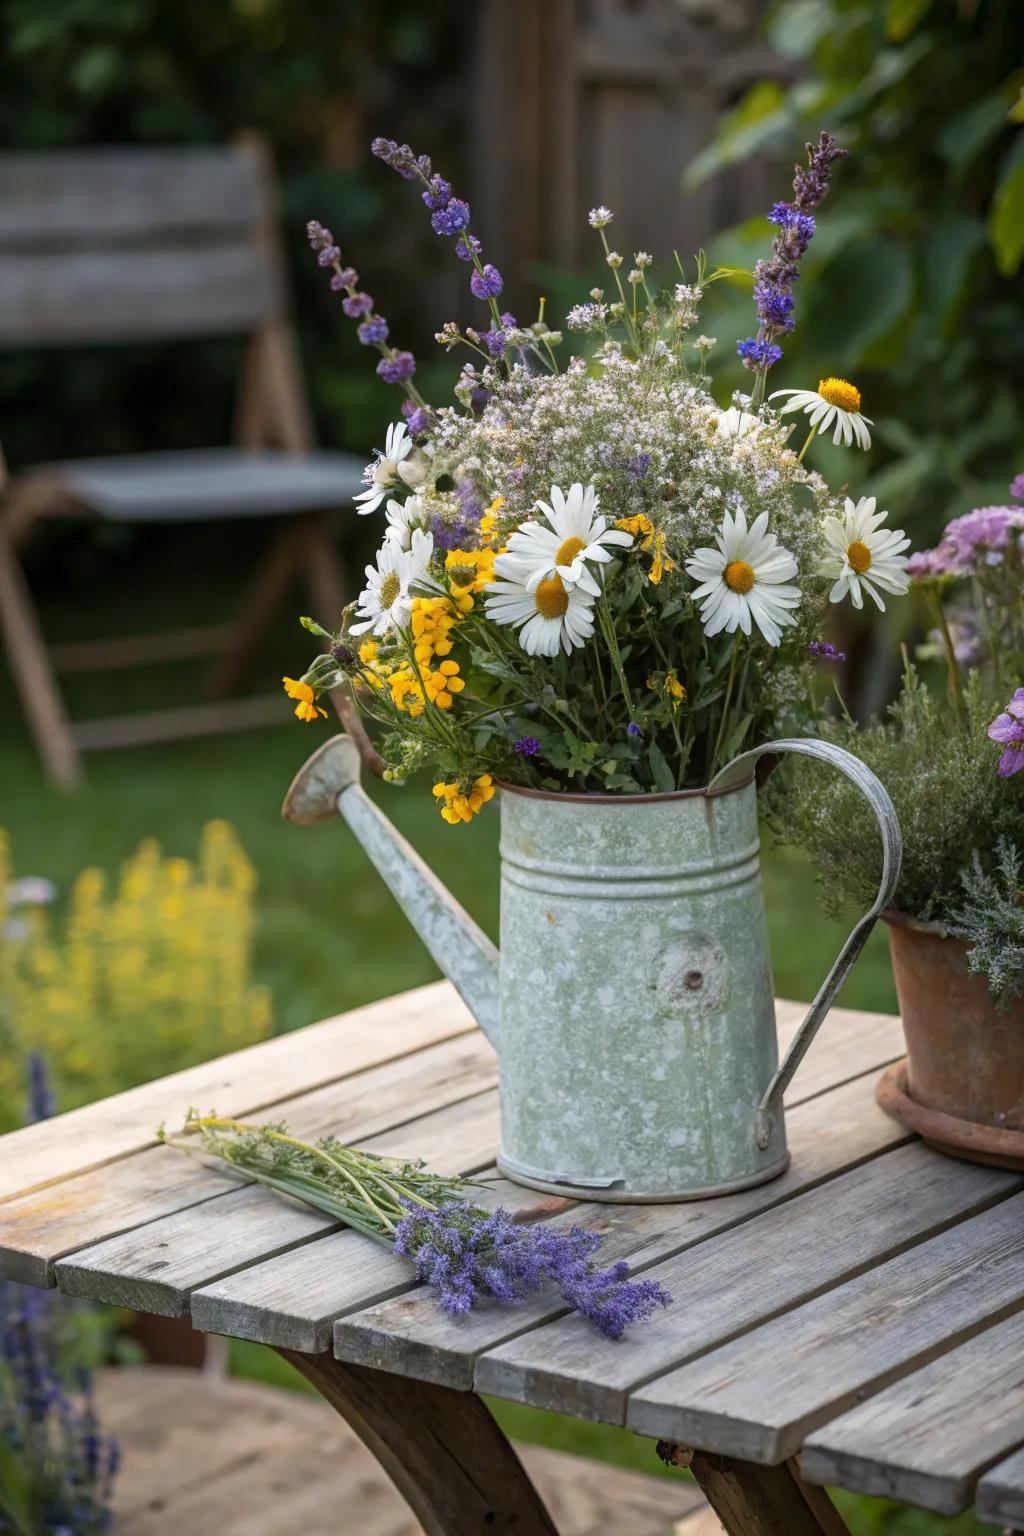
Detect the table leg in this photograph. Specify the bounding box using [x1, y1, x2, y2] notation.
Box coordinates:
[277, 1350, 560, 1536]
[658, 1443, 850, 1536]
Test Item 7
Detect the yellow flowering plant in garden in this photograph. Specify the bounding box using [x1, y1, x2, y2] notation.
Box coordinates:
[0, 823, 271, 1129]
[288, 131, 911, 822]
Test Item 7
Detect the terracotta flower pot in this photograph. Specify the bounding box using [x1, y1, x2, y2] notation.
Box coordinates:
[876, 910, 1024, 1170]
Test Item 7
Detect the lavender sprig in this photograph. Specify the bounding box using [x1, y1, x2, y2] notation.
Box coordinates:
[739, 131, 847, 387]
[306, 220, 424, 404]
[370, 138, 514, 356]
[164, 1114, 670, 1340]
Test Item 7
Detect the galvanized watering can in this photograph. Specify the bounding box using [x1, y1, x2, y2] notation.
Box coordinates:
[285, 735, 901, 1202]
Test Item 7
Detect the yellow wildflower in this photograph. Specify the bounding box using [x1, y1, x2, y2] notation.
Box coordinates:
[282, 676, 327, 722]
[479, 496, 506, 548]
[646, 670, 687, 708]
[358, 639, 379, 664]
[425, 658, 466, 710]
[433, 774, 496, 825]
[616, 514, 675, 585]
[446, 547, 497, 594]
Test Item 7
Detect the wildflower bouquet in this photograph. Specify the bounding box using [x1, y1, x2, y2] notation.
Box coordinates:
[162, 1113, 669, 1338]
[287, 133, 911, 821]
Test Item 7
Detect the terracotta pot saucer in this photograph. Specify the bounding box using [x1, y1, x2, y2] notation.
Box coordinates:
[876, 1060, 1024, 1172]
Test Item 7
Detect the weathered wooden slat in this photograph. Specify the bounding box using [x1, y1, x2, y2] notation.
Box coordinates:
[0, 246, 280, 346]
[0, 148, 267, 245]
[70, 695, 288, 751]
[51, 624, 234, 672]
[0, 1031, 496, 1288]
[977, 1444, 1024, 1530]
[209, 1054, 905, 1357]
[627, 1192, 1024, 1462]
[799, 1310, 1024, 1514]
[470, 1145, 1019, 1421]
[0, 981, 475, 1205]
[54, 1089, 503, 1313]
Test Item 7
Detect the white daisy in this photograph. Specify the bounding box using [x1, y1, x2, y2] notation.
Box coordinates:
[685, 509, 801, 647]
[770, 377, 873, 450]
[383, 494, 427, 550]
[501, 482, 632, 598]
[715, 407, 764, 440]
[485, 556, 596, 658]
[350, 529, 434, 636]
[821, 496, 910, 611]
[354, 421, 413, 514]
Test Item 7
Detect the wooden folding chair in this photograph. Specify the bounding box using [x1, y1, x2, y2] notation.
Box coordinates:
[0, 132, 364, 787]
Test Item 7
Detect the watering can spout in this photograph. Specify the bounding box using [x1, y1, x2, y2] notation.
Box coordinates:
[282, 736, 501, 1045]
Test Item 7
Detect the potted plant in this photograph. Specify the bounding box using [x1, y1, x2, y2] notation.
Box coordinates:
[770, 484, 1024, 1169]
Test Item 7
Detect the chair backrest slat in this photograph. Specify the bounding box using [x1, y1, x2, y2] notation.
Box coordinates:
[0, 143, 285, 346]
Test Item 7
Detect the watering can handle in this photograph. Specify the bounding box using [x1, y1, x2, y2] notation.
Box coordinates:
[708, 738, 902, 1150]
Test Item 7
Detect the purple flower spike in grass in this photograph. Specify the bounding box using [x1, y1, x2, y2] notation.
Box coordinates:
[988, 688, 1024, 777]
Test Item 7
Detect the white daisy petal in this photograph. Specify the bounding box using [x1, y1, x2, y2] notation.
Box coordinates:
[686, 509, 801, 648]
[821, 496, 911, 611]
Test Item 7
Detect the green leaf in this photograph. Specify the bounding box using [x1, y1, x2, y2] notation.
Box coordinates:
[299, 615, 334, 640]
[989, 140, 1024, 275]
[920, 214, 986, 334]
[648, 740, 675, 794]
[938, 90, 1019, 174]
[812, 238, 915, 369]
[0, 1433, 37, 1536]
[766, 0, 837, 60]
[886, 0, 932, 42]
[685, 83, 788, 188]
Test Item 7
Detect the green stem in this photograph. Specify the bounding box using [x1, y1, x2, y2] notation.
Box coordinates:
[926, 587, 968, 730]
[796, 423, 818, 464]
[709, 644, 740, 780]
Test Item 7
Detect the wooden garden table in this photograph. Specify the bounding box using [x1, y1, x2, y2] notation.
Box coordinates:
[2, 981, 1023, 1536]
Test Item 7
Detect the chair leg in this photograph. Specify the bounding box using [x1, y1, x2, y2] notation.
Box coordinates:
[0, 530, 82, 788]
[205, 521, 306, 699]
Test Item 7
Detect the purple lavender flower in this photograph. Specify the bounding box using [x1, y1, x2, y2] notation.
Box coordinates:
[988, 688, 1024, 777]
[402, 402, 430, 437]
[455, 233, 483, 263]
[739, 130, 846, 374]
[626, 452, 652, 481]
[0, 1059, 120, 1529]
[342, 292, 374, 318]
[514, 736, 540, 757]
[737, 337, 783, 369]
[1011, 473, 1024, 502]
[377, 350, 416, 384]
[370, 138, 432, 181]
[393, 1201, 670, 1338]
[430, 198, 471, 237]
[470, 263, 504, 300]
[357, 316, 389, 346]
[807, 641, 846, 663]
[422, 175, 451, 210]
[627, 721, 642, 738]
[942, 505, 1024, 568]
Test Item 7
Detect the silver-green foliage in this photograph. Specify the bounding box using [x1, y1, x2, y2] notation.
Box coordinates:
[768, 668, 1024, 923]
[949, 837, 1024, 1008]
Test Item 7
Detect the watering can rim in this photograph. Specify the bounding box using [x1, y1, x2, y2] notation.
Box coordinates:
[496, 775, 755, 806]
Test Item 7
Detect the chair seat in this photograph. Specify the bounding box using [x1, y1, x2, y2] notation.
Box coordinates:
[21, 447, 367, 522]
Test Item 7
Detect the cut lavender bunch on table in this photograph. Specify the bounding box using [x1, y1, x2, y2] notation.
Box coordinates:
[160, 1114, 670, 1339]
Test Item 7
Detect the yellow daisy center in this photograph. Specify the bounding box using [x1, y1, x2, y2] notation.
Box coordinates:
[818, 377, 861, 413]
[556, 535, 587, 567]
[724, 559, 755, 595]
[379, 571, 401, 609]
[534, 574, 569, 619]
[847, 539, 872, 574]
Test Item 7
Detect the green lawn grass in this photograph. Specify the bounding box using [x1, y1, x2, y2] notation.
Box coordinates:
[1, 545, 979, 1536]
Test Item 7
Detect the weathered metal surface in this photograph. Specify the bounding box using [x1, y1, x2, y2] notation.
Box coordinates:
[296, 734, 900, 1201]
[710, 740, 902, 1150]
[884, 912, 1024, 1131]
